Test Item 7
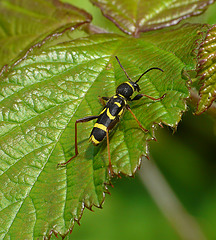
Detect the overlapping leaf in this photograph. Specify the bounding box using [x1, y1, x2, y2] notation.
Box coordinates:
[0, 0, 92, 68]
[0, 23, 204, 239]
[196, 24, 216, 114]
[91, 0, 214, 35]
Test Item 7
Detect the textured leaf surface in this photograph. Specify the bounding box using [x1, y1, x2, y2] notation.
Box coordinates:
[0, 24, 203, 239]
[196, 24, 216, 114]
[0, 0, 92, 68]
[90, 0, 214, 35]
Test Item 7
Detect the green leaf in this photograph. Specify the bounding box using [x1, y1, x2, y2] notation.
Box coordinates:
[0, 24, 203, 239]
[0, 0, 92, 68]
[196, 24, 216, 114]
[90, 0, 214, 36]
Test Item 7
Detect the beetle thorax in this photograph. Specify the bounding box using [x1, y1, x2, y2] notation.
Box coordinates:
[116, 81, 140, 99]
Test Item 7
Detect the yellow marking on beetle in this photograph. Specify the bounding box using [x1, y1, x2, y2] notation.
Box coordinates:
[114, 101, 121, 108]
[118, 108, 124, 116]
[113, 96, 118, 98]
[118, 93, 125, 99]
[99, 108, 106, 115]
[94, 123, 107, 132]
[106, 108, 115, 120]
[89, 135, 100, 145]
[126, 81, 134, 91]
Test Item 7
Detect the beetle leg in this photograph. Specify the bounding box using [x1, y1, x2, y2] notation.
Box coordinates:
[106, 129, 113, 176]
[131, 94, 143, 101]
[105, 117, 120, 175]
[98, 96, 110, 106]
[57, 115, 99, 167]
[141, 93, 166, 101]
[131, 93, 166, 101]
[108, 116, 120, 131]
[126, 104, 148, 132]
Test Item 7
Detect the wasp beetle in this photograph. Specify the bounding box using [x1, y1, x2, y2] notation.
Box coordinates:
[58, 56, 165, 174]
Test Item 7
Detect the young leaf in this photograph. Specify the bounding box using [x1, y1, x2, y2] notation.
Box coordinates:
[0, 24, 203, 239]
[90, 0, 214, 36]
[196, 24, 216, 114]
[0, 0, 92, 68]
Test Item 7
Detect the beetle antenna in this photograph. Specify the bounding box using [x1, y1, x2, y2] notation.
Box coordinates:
[135, 67, 164, 83]
[115, 56, 133, 81]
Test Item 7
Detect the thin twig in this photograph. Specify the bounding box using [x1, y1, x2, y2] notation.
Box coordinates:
[139, 157, 207, 240]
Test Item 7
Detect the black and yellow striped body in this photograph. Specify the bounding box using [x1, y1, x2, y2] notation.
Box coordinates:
[57, 56, 164, 170]
[89, 94, 127, 145]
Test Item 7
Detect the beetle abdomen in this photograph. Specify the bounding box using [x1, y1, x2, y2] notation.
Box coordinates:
[89, 95, 126, 145]
[89, 126, 107, 145]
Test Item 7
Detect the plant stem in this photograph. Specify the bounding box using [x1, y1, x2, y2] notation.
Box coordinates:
[139, 157, 207, 240]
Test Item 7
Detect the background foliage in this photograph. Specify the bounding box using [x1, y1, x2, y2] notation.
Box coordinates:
[0, 0, 216, 240]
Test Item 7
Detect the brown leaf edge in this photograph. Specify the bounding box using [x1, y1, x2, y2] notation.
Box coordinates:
[43, 191, 108, 240]
[0, 0, 92, 77]
[43, 149, 149, 239]
[195, 24, 216, 115]
[137, 0, 216, 35]
[42, 131, 152, 239]
[90, 0, 215, 36]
